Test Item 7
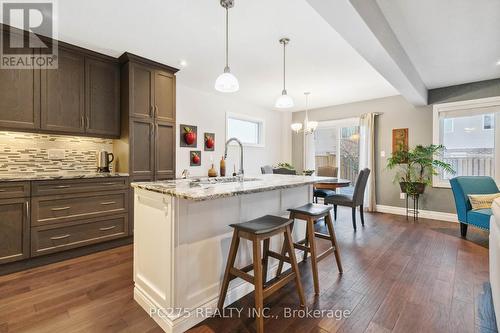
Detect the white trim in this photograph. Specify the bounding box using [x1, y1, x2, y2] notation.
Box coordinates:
[225, 112, 265, 148]
[432, 96, 500, 188]
[376, 204, 458, 223]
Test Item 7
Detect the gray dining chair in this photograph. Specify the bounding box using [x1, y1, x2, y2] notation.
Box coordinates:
[273, 167, 297, 175]
[313, 166, 339, 203]
[261, 165, 273, 174]
[325, 168, 371, 231]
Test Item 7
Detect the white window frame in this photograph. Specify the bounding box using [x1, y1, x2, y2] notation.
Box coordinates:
[483, 114, 494, 131]
[225, 112, 265, 148]
[432, 96, 500, 188]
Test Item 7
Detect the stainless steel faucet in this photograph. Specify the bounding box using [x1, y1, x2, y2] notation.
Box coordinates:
[224, 137, 244, 182]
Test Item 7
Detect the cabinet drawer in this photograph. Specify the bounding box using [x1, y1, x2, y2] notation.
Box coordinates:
[0, 182, 30, 199]
[31, 191, 128, 226]
[31, 214, 128, 256]
[32, 177, 129, 196]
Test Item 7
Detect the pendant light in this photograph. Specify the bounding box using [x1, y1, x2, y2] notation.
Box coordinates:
[291, 92, 317, 134]
[215, 0, 239, 93]
[275, 38, 294, 108]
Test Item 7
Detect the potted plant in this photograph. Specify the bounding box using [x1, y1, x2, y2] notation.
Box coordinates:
[386, 144, 455, 197]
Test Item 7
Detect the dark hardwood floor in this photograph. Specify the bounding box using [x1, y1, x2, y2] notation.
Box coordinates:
[0, 208, 496, 333]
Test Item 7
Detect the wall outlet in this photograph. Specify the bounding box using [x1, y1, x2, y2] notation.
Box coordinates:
[380, 150, 386, 157]
[400, 192, 406, 200]
[48, 149, 65, 160]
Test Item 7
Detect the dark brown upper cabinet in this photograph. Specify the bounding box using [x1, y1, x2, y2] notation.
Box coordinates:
[0, 47, 40, 130]
[130, 63, 154, 119]
[41, 46, 85, 134]
[117, 53, 178, 182]
[130, 118, 155, 181]
[155, 121, 175, 180]
[85, 57, 120, 138]
[0, 24, 120, 139]
[154, 70, 175, 122]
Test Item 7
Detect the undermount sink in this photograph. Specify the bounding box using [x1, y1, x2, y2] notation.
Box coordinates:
[190, 177, 260, 185]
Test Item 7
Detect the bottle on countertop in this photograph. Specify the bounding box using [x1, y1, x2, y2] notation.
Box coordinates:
[208, 164, 217, 177]
[220, 156, 226, 177]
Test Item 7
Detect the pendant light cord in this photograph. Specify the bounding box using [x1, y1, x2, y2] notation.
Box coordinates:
[225, 7, 229, 70]
[282, 42, 286, 92]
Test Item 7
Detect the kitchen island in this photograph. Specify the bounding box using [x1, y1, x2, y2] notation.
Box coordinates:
[132, 174, 340, 333]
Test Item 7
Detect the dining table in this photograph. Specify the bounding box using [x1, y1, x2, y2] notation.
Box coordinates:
[313, 178, 351, 191]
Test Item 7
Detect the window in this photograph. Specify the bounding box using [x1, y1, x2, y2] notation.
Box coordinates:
[226, 113, 265, 147]
[444, 118, 454, 133]
[433, 97, 500, 187]
[483, 114, 494, 130]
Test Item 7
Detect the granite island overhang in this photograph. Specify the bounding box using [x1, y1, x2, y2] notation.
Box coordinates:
[131, 174, 338, 333]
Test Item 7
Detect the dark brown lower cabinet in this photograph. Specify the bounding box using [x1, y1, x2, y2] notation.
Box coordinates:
[0, 198, 30, 264]
[31, 214, 128, 257]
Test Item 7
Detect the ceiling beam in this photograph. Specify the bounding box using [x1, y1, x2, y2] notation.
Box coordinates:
[306, 0, 428, 105]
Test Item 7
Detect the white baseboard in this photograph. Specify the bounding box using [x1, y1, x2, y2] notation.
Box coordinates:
[375, 204, 458, 223]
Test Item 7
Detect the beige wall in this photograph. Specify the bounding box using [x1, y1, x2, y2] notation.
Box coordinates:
[292, 95, 455, 213]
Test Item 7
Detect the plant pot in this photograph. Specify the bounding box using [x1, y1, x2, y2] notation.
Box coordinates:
[399, 182, 426, 196]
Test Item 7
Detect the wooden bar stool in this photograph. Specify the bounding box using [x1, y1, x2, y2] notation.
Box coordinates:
[218, 215, 306, 333]
[276, 203, 343, 295]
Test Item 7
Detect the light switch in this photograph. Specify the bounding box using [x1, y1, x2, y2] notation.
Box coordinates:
[380, 150, 386, 157]
[400, 193, 406, 200]
[48, 149, 65, 160]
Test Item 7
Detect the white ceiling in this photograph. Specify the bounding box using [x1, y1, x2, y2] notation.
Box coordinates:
[376, 0, 500, 89]
[26, 0, 398, 111]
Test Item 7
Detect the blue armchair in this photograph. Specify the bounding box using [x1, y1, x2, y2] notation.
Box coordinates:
[450, 176, 499, 238]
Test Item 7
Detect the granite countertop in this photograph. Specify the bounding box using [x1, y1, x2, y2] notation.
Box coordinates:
[0, 172, 129, 182]
[132, 174, 349, 201]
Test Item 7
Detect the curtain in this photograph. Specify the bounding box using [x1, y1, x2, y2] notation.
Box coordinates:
[359, 113, 376, 211]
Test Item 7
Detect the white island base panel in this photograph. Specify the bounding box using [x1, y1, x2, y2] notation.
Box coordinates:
[133, 185, 312, 333]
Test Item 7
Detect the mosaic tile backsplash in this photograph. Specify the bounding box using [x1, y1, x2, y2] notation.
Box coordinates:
[0, 131, 114, 174]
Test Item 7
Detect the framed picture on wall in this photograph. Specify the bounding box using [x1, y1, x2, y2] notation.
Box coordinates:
[392, 128, 409, 153]
[180, 124, 197, 148]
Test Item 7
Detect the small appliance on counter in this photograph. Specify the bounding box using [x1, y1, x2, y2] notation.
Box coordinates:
[97, 150, 114, 173]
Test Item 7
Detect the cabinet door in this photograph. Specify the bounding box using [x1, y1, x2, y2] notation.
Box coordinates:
[130, 63, 153, 119]
[85, 57, 120, 137]
[41, 47, 85, 134]
[0, 198, 29, 264]
[155, 121, 175, 180]
[0, 46, 40, 130]
[154, 70, 175, 122]
[131, 119, 155, 179]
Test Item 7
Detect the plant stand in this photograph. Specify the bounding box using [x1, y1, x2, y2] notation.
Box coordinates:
[405, 193, 420, 221]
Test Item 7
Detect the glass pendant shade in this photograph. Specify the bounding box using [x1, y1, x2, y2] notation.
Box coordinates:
[215, 68, 239, 93]
[306, 121, 318, 132]
[291, 123, 303, 132]
[275, 92, 294, 108]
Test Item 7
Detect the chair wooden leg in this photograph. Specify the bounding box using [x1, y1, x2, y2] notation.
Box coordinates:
[276, 212, 294, 277]
[351, 207, 357, 231]
[333, 204, 337, 220]
[460, 223, 468, 238]
[360, 205, 365, 226]
[217, 231, 240, 310]
[306, 217, 320, 295]
[325, 213, 343, 274]
[252, 238, 264, 333]
[302, 226, 309, 262]
[284, 225, 306, 307]
[262, 238, 270, 284]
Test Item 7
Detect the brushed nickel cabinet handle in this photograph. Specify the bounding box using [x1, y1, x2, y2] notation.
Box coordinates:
[80, 116, 84, 128]
[99, 225, 117, 231]
[50, 234, 70, 240]
[86, 116, 90, 129]
[0, 189, 6, 192]
[53, 185, 71, 189]
[51, 206, 71, 211]
[25, 201, 29, 217]
[102, 182, 116, 185]
[100, 201, 116, 205]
